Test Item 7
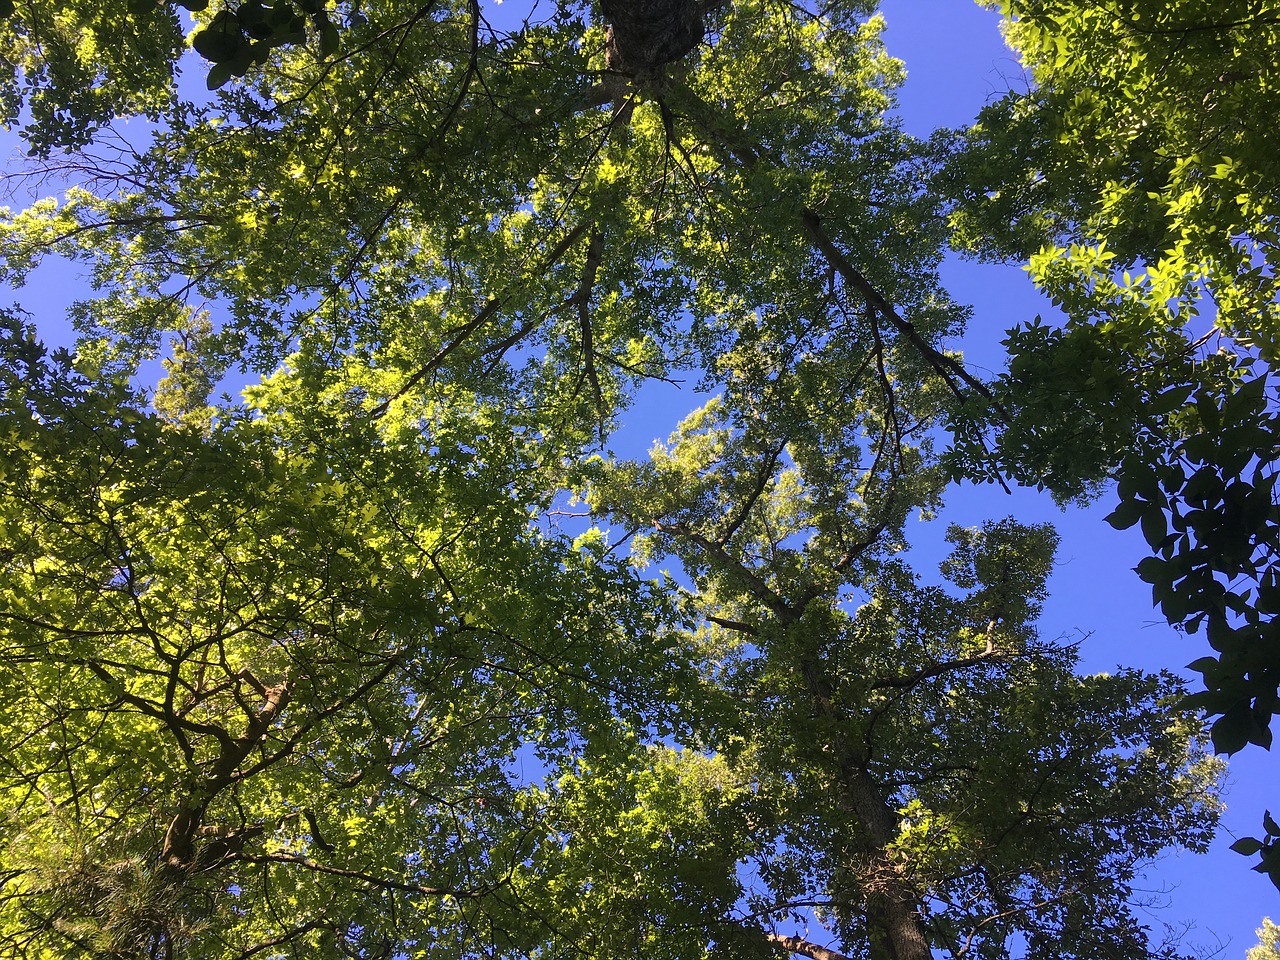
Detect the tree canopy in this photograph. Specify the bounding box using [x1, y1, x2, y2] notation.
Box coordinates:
[0, 0, 1267, 956]
[943, 0, 1280, 880]
[1250, 917, 1280, 960]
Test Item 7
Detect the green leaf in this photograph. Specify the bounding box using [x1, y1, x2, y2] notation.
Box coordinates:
[1196, 390, 1221, 433]
[1178, 689, 1234, 713]
[1134, 555, 1168, 586]
[205, 61, 234, 90]
[319, 20, 340, 57]
[1146, 383, 1195, 417]
[1104, 498, 1142, 530]
[1138, 503, 1167, 549]
[1212, 704, 1257, 755]
[192, 12, 242, 63]
[1185, 656, 1221, 678]
[1231, 836, 1265, 856]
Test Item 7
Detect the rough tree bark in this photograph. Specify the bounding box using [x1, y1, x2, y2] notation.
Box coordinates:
[599, 0, 708, 75]
[798, 651, 934, 960]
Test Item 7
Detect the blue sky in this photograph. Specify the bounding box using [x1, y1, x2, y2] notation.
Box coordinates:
[1, 0, 1275, 952]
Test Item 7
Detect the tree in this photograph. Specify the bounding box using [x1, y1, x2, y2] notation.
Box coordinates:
[0, 0, 1225, 956]
[585, 393, 1220, 960]
[1249, 918, 1280, 960]
[939, 0, 1280, 882]
[0, 309, 693, 956]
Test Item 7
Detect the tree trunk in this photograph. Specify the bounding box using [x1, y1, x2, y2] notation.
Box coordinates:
[599, 0, 705, 75]
[798, 655, 933, 960]
[160, 678, 293, 874]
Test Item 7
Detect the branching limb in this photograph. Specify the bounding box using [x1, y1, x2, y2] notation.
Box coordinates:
[372, 220, 593, 417]
[767, 933, 855, 960]
[303, 809, 336, 853]
[799, 209, 996, 408]
[651, 519, 795, 621]
[705, 614, 758, 635]
[666, 81, 1006, 420]
[871, 650, 1009, 692]
[237, 852, 492, 899]
[717, 440, 787, 546]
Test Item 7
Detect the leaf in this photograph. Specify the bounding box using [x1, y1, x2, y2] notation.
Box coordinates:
[1265, 810, 1280, 838]
[1211, 704, 1257, 755]
[1178, 689, 1234, 713]
[206, 62, 234, 90]
[319, 20, 340, 57]
[1117, 455, 1159, 501]
[1134, 555, 1168, 586]
[1138, 503, 1167, 549]
[1185, 656, 1221, 679]
[1231, 836, 1264, 856]
[1146, 383, 1194, 417]
[1195, 390, 1221, 433]
[245, 19, 274, 41]
[1181, 433, 1217, 465]
[1104, 498, 1142, 530]
[237, 0, 266, 26]
[192, 12, 242, 63]
[1256, 842, 1280, 891]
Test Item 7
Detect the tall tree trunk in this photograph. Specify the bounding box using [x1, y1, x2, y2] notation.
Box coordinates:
[798, 655, 932, 960]
[842, 765, 934, 960]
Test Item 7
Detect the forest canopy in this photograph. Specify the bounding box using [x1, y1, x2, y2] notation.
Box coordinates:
[0, 0, 1273, 957]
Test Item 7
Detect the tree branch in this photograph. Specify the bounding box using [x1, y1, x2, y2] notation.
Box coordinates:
[666, 80, 1004, 417]
[652, 519, 794, 621]
[717, 440, 787, 546]
[767, 933, 854, 960]
[372, 220, 592, 417]
[575, 226, 607, 429]
[705, 613, 758, 635]
[799, 209, 997, 408]
[871, 650, 1008, 692]
[237, 852, 491, 899]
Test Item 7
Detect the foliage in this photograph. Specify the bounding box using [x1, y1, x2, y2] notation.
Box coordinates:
[950, 0, 1280, 363]
[941, 0, 1280, 881]
[189, 0, 343, 91]
[1249, 917, 1280, 960]
[0, 0, 343, 151]
[0, 0, 1233, 956]
[0, 0, 190, 154]
[0, 310, 692, 956]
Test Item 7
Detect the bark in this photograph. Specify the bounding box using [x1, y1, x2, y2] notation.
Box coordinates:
[160, 677, 293, 873]
[600, 0, 706, 75]
[797, 653, 933, 960]
[667, 511, 935, 959]
[840, 764, 934, 960]
[768, 933, 855, 960]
